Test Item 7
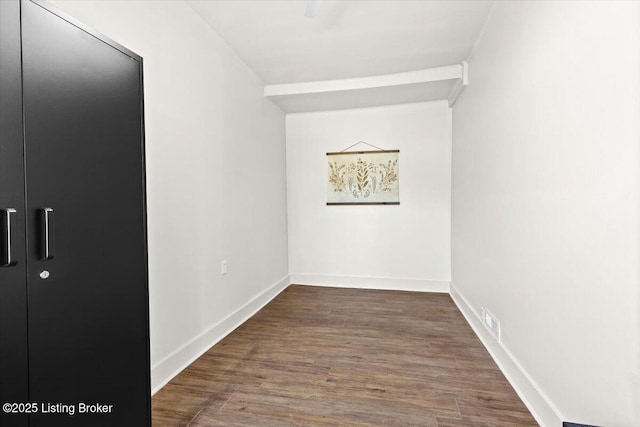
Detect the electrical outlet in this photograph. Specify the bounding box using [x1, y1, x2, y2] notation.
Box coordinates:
[221, 260, 227, 275]
[480, 307, 501, 341]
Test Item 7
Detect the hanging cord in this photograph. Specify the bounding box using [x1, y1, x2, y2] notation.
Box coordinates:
[340, 140, 386, 152]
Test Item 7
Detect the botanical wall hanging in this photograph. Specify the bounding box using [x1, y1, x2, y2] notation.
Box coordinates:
[327, 142, 399, 205]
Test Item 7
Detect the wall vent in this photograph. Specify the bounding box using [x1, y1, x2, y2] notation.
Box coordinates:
[480, 307, 501, 341]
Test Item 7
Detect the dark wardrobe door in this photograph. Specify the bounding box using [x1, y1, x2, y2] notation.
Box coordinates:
[21, 1, 150, 426]
[0, 1, 29, 426]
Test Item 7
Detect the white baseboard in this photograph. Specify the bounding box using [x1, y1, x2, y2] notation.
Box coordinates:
[290, 273, 449, 293]
[150, 275, 290, 395]
[449, 283, 563, 427]
[151, 275, 563, 427]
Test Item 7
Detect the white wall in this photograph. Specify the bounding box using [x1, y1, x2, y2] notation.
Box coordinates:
[451, 1, 640, 426]
[287, 102, 451, 291]
[49, 1, 289, 392]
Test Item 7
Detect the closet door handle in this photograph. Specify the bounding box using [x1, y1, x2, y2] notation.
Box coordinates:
[40, 208, 54, 261]
[1, 208, 17, 267]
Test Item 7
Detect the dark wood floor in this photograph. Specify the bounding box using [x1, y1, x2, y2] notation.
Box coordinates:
[152, 285, 537, 426]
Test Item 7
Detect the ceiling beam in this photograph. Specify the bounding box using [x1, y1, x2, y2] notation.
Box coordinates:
[447, 61, 468, 107]
[264, 63, 465, 98]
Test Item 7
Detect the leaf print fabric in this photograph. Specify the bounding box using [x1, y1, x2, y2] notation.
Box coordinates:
[327, 151, 399, 204]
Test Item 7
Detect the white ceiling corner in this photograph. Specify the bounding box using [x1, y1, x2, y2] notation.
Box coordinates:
[186, 0, 493, 112]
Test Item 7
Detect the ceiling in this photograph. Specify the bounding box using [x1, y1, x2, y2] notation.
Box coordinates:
[186, 0, 494, 112]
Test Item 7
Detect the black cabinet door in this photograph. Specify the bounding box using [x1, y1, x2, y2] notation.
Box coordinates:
[21, 1, 150, 426]
[0, 1, 29, 426]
